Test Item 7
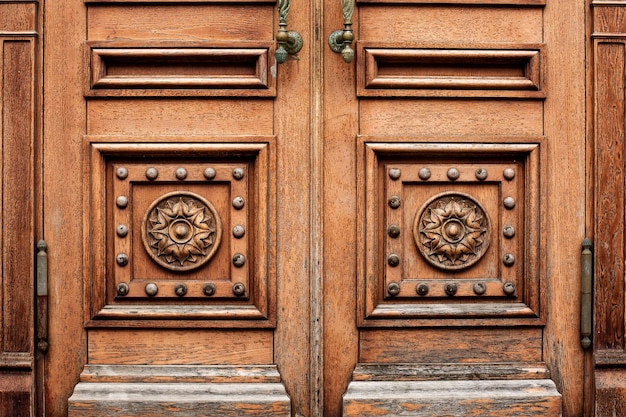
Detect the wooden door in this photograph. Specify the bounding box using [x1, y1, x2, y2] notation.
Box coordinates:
[0, 0, 588, 415]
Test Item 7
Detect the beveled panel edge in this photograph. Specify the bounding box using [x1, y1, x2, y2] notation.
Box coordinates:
[356, 139, 545, 328]
[83, 139, 277, 329]
[85, 41, 276, 97]
[357, 43, 544, 98]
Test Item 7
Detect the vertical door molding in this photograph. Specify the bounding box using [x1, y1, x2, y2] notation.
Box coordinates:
[593, 1, 626, 414]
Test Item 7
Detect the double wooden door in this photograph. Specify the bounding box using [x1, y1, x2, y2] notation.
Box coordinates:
[0, 0, 594, 415]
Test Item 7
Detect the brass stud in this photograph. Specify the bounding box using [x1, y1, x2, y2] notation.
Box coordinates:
[503, 168, 516, 181]
[387, 254, 400, 267]
[387, 224, 401, 238]
[447, 168, 460, 181]
[416, 283, 429, 296]
[233, 168, 245, 180]
[388, 195, 401, 209]
[503, 197, 516, 209]
[503, 281, 516, 296]
[388, 168, 401, 180]
[233, 196, 245, 210]
[175, 167, 188, 180]
[202, 283, 216, 296]
[174, 283, 187, 297]
[204, 167, 217, 180]
[503, 253, 515, 267]
[145, 282, 158, 297]
[116, 224, 129, 237]
[233, 225, 246, 238]
[232, 282, 246, 296]
[116, 282, 129, 296]
[233, 253, 246, 267]
[475, 168, 488, 181]
[444, 282, 458, 296]
[116, 253, 129, 266]
[418, 167, 431, 181]
[387, 282, 400, 296]
[145, 167, 159, 180]
[116, 196, 128, 209]
[116, 167, 129, 180]
[473, 282, 487, 295]
[503, 225, 515, 239]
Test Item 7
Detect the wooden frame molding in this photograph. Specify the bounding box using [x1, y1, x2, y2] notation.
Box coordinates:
[86, 42, 276, 97]
[358, 43, 543, 98]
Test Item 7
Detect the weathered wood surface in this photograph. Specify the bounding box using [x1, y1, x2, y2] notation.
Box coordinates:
[343, 379, 562, 417]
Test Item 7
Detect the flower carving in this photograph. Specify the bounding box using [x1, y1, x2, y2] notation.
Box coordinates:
[142, 192, 222, 271]
[414, 192, 490, 270]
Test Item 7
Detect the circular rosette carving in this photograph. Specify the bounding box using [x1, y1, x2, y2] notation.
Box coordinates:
[414, 192, 491, 270]
[142, 192, 222, 271]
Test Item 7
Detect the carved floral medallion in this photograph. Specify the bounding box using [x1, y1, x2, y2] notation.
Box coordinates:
[414, 192, 490, 270]
[142, 191, 222, 271]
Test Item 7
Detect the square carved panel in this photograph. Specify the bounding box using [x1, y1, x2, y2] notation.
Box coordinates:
[86, 139, 275, 327]
[358, 140, 544, 326]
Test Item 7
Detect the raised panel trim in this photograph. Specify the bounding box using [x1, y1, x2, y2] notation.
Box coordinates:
[358, 44, 543, 98]
[86, 42, 276, 97]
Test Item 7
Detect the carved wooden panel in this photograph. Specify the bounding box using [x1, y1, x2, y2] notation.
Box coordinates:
[358, 140, 543, 325]
[86, 42, 276, 97]
[86, 138, 275, 326]
[357, 43, 543, 98]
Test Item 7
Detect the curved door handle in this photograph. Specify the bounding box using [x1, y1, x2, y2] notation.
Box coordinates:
[275, 0, 303, 63]
[328, 0, 355, 63]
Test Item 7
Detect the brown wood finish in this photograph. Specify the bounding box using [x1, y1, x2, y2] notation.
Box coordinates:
[0, 0, 597, 415]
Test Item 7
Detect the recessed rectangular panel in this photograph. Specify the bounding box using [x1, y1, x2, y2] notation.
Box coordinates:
[358, 141, 543, 325]
[87, 44, 275, 97]
[358, 46, 542, 98]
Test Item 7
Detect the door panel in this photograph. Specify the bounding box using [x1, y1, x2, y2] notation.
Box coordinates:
[33, 0, 587, 415]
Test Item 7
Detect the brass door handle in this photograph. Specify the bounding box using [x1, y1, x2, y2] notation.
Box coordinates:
[328, 0, 355, 63]
[275, 0, 303, 63]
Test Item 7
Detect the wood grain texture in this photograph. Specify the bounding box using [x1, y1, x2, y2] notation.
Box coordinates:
[595, 368, 626, 416]
[0, 3, 36, 33]
[343, 379, 561, 417]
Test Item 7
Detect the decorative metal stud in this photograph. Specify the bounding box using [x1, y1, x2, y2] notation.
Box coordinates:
[202, 283, 216, 296]
[175, 167, 188, 180]
[233, 253, 246, 267]
[444, 282, 458, 296]
[174, 283, 187, 297]
[503, 197, 516, 210]
[475, 168, 488, 181]
[447, 167, 460, 181]
[116, 282, 129, 296]
[503, 225, 515, 239]
[387, 254, 400, 267]
[233, 168, 245, 180]
[387, 224, 401, 238]
[473, 282, 487, 295]
[145, 167, 159, 180]
[116, 167, 129, 180]
[233, 196, 245, 210]
[503, 253, 515, 267]
[204, 167, 217, 180]
[116, 196, 128, 209]
[233, 225, 246, 238]
[387, 282, 400, 296]
[116, 224, 129, 237]
[416, 283, 429, 296]
[503, 281, 516, 296]
[388, 195, 401, 209]
[145, 282, 158, 297]
[388, 168, 401, 180]
[116, 253, 129, 266]
[418, 167, 431, 180]
[503, 168, 516, 181]
[232, 282, 246, 296]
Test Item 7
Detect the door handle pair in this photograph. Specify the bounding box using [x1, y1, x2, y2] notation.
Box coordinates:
[275, 0, 355, 64]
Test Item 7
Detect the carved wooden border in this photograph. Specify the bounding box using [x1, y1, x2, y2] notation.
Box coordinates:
[84, 137, 276, 328]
